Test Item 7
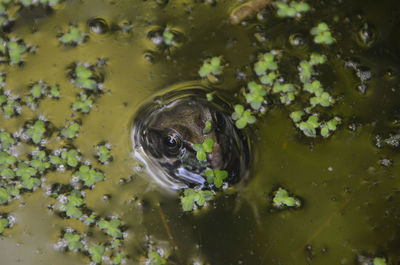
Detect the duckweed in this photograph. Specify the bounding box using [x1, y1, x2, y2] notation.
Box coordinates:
[61, 122, 80, 139]
[0, 131, 14, 150]
[310, 22, 335, 45]
[205, 168, 228, 188]
[25, 120, 46, 144]
[147, 251, 167, 265]
[7, 40, 27, 64]
[275, 1, 310, 18]
[254, 52, 278, 76]
[198, 56, 223, 79]
[298, 115, 319, 137]
[98, 219, 122, 238]
[373, 257, 387, 265]
[30, 150, 51, 172]
[88, 245, 105, 263]
[59, 26, 86, 45]
[0, 187, 10, 204]
[193, 138, 215, 161]
[16, 162, 40, 190]
[272, 187, 301, 208]
[203, 120, 212, 134]
[180, 188, 214, 211]
[63, 232, 83, 251]
[0, 217, 9, 233]
[245, 81, 267, 110]
[61, 149, 80, 167]
[72, 65, 98, 91]
[72, 93, 93, 113]
[61, 190, 84, 218]
[231, 104, 256, 129]
[73, 165, 105, 187]
[162, 29, 174, 46]
[96, 144, 112, 164]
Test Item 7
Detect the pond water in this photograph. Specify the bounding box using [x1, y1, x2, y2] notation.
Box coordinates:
[0, 0, 399, 264]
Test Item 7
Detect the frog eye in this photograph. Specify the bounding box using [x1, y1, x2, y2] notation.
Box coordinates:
[163, 133, 182, 156]
[212, 110, 225, 128]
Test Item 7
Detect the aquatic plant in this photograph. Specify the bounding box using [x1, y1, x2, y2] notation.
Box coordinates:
[198, 56, 223, 79]
[373, 257, 387, 265]
[0, 131, 14, 150]
[272, 187, 301, 208]
[275, 1, 310, 18]
[61, 122, 80, 139]
[162, 29, 174, 46]
[25, 120, 47, 144]
[254, 52, 278, 76]
[231, 104, 256, 129]
[147, 251, 167, 265]
[203, 120, 212, 134]
[0, 217, 9, 233]
[96, 143, 112, 164]
[245, 81, 267, 110]
[73, 165, 105, 187]
[7, 40, 27, 64]
[88, 245, 105, 263]
[193, 138, 215, 161]
[310, 22, 335, 45]
[63, 232, 83, 251]
[205, 168, 228, 188]
[72, 64, 99, 91]
[98, 218, 122, 238]
[59, 26, 86, 45]
[72, 93, 93, 113]
[180, 188, 214, 211]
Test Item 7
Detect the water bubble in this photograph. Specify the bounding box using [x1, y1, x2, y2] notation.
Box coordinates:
[88, 17, 110, 34]
[289, 33, 305, 46]
[356, 23, 376, 48]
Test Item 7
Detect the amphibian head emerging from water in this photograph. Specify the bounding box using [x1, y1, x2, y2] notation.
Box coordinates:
[132, 83, 251, 190]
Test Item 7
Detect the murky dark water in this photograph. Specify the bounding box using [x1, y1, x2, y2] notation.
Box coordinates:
[0, 0, 399, 264]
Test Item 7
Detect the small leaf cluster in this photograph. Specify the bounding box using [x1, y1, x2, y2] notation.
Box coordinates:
[98, 218, 122, 238]
[272, 82, 296, 105]
[198, 56, 223, 79]
[26, 82, 60, 108]
[205, 168, 228, 188]
[30, 149, 51, 172]
[73, 165, 105, 187]
[63, 232, 83, 251]
[147, 251, 167, 265]
[193, 138, 214, 161]
[298, 53, 326, 83]
[291, 113, 341, 138]
[0, 131, 14, 150]
[7, 40, 28, 64]
[50, 148, 81, 168]
[310, 22, 335, 45]
[180, 188, 214, 212]
[61, 122, 80, 139]
[16, 162, 40, 190]
[88, 245, 105, 263]
[72, 64, 99, 91]
[59, 26, 86, 45]
[96, 143, 112, 164]
[0, 94, 21, 117]
[373, 257, 387, 265]
[25, 120, 47, 144]
[275, 1, 310, 18]
[18, 0, 61, 7]
[162, 29, 174, 46]
[72, 93, 93, 113]
[272, 187, 301, 208]
[0, 216, 9, 234]
[231, 104, 256, 129]
[59, 190, 85, 218]
[304, 80, 333, 107]
[245, 81, 267, 110]
[203, 120, 212, 134]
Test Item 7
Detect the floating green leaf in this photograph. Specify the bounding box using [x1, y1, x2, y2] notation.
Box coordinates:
[73, 65, 97, 90]
[180, 188, 214, 211]
[272, 187, 300, 208]
[148, 251, 166, 265]
[7, 41, 27, 64]
[61, 149, 80, 167]
[231, 104, 256, 129]
[203, 120, 212, 134]
[59, 26, 86, 45]
[199, 56, 223, 78]
[63, 232, 83, 251]
[97, 144, 111, 164]
[98, 219, 122, 238]
[0, 217, 9, 234]
[205, 168, 228, 188]
[25, 120, 46, 144]
[245, 81, 267, 110]
[193, 138, 215, 161]
[298, 115, 319, 137]
[88, 245, 105, 263]
[290, 110, 305, 123]
[373, 257, 387, 265]
[72, 93, 92, 113]
[73, 165, 105, 187]
[162, 29, 174, 46]
[310, 22, 335, 45]
[0, 131, 14, 150]
[61, 122, 80, 139]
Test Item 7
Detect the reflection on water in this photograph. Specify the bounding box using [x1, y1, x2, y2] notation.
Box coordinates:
[0, 0, 399, 264]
